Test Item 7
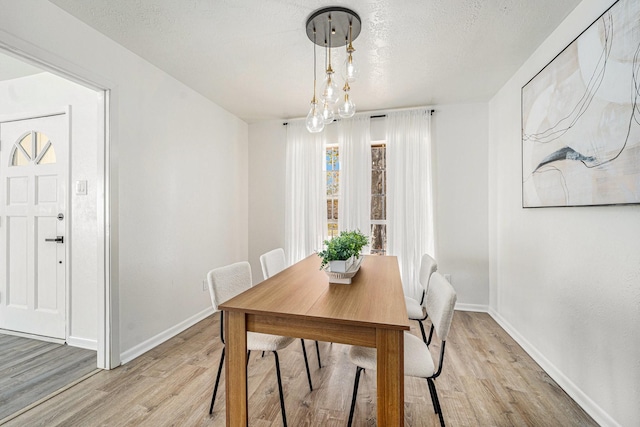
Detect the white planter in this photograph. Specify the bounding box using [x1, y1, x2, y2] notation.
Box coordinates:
[329, 256, 354, 273]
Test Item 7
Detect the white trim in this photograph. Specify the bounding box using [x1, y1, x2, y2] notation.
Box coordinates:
[455, 303, 488, 312]
[488, 308, 620, 427]
[96, 89, 116, 369]
[0, 32, 116, 92]
[64, 106, 72, 345]
[67, 336, 98, 351]
[0, 110, 67, 124]
[119, 307, 215, 365]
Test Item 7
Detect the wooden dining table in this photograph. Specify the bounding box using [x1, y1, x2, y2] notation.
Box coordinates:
[219, 254, 410, 426]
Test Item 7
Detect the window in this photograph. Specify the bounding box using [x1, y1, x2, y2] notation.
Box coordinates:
[370, 143, 387, 254]
[325, 143, 387, 254]
[10, 131, 56, 166]
[326, 146, 340, 238]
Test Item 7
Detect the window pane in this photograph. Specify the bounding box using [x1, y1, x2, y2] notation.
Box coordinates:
[18, 133, 33, 159]
[35, 132, 50, 157]
[328, 223, 338, 238]
[327, 199, 339, 220]
[37, 142, 56, 165]
[327, 171, 339, 196]
[370, 224, 387, 255]
[326, 147, 339, 171]
[371, 195, 385, 220]
[371, 170, 383, 195]
[372, 146, 385, 169]
[11, 148, 29, 166]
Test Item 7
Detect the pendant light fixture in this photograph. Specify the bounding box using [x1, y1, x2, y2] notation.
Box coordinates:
[305, 7, 361, 132]
[320, 16, 340, 105]
[338, 81, 356, 118]
[343, 20, 358, 82]
[305, 28, 324, 133]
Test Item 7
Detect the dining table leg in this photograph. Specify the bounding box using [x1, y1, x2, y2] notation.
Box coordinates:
[376, 328, 404, 425]
[225, 310, 248, 426]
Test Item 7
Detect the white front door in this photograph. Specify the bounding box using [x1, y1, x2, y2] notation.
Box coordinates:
[0, 112, 68, 339]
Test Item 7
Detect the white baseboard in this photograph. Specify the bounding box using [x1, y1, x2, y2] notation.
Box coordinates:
[67, 336, 98, 351]
[488, 308, 620, 427]
[455, 303, 488, 312]
[120, 306, 215, 365]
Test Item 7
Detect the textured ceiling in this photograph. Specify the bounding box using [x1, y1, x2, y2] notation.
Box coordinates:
[48, 0, 582, 123]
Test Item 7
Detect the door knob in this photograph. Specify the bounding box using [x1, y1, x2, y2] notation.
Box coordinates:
[45, 236, 64, 243]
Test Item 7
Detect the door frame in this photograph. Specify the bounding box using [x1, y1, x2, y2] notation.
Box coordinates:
[0, 39, 119, 369]
[0, 108, 71, 341]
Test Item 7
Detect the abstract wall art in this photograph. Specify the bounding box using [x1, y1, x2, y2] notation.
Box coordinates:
[522, 0, 640, 207]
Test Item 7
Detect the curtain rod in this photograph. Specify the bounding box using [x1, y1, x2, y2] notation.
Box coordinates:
[282, 109, 434, 126]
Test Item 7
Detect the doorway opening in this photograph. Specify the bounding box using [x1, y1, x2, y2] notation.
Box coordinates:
[0, 48, 111, 420]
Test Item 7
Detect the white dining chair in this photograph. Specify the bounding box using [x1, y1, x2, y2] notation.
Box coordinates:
[260, 248, 322, 373]
[206, 261, 313, 426]
[405, 253, 438, 343]
[347, 272, 457, 426]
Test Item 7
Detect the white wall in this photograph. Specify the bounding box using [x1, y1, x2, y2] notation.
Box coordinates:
[433, 104, 489, 308]
[248, 104, 490, 308]
[248, 120, 286, 282]
[488, 0, 640, 425]
[0, 1, 249, 362]
[0, 72, 100, 347]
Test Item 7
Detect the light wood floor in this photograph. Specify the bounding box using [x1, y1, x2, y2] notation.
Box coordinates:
[4, 312, 598, 426]
[0, 333, 97, 422]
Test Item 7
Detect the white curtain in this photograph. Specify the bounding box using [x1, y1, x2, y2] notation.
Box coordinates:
[285, 121, 327, 265]
[338, 115, 371, 236]
[386, 109, 435, 300]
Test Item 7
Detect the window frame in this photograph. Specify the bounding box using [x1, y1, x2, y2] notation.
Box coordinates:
[324, 140, 388, 255]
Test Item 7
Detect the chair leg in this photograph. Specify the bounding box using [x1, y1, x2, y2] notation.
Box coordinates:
[300, 339, 313, 391]
[427, 324, 435, 346]
[273, 351, 287, 427]
[315, 340, 322, 369]
[418, 320, 427, 343]
[427, 378, 445, 426]
[347, 366, 364, 427]
[209, 347, 225, 414]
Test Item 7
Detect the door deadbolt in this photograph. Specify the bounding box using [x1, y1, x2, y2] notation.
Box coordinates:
[57, 213, 64, 220]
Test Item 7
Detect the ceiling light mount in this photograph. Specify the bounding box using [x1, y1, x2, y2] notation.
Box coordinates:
[306, 7, 361, 48]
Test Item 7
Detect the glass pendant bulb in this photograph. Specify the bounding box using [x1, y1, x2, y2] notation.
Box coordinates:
[321, 73, 340, 105]
[338, 82, 356, 118]
[321, 100, 335, 124]
[343, 22, 358, 82]
[343, 52, 358, 82]
[338, 93, 356, 118]
[306, 99, 325, 133]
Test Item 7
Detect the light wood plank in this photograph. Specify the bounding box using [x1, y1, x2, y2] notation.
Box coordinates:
[0, 333, 96, 422]
[4, 312, 599, 427]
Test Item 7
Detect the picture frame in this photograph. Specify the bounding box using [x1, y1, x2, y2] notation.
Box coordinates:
[521, 0, 640, 208]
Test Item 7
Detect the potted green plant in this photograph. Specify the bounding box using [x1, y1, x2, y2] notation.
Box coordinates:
[318, 229, 369, 272]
